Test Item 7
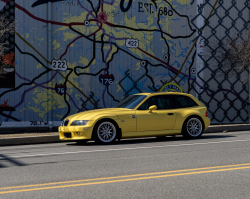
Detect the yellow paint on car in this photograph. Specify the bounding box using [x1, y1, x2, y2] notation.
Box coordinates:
[59, 93, 210, 141]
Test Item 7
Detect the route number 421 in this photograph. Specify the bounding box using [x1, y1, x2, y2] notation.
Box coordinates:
[51, 59, 68, 71]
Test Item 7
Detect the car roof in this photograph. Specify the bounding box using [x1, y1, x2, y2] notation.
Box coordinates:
[136, 92, 192, 96]
[135, 92, 204, 106]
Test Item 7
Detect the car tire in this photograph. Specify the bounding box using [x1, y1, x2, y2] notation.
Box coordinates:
[182, 116, 203, 138]
[93, 120, 117, 144]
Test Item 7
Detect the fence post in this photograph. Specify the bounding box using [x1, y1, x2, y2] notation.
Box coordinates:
[196, 0, 205, 100]
[47, 1, 52, 131]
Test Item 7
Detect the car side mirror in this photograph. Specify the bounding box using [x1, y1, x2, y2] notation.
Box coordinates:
[148, 105, 157, 113]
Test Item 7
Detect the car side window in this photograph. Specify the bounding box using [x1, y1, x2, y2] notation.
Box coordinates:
[174, 95, 198, 108]
[137, 100, 149, 110]
[137, 95, 174, 110]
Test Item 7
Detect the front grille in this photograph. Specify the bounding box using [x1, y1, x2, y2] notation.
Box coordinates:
[64, 133, 72, 138]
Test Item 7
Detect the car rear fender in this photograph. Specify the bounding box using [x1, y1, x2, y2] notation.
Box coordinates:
[173, 107, 206, 130]
[181, 115, 205, 132]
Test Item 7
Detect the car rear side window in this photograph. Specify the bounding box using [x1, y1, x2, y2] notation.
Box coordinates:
[137, 95, 174, 110]
[174, 95, 198, 108]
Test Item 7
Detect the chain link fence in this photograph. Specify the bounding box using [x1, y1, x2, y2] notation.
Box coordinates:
[169, 0, 250, 124]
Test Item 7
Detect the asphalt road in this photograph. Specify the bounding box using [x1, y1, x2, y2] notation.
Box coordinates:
[1, 131, 250, 199]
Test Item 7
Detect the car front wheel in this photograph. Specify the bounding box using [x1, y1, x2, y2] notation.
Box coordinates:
[182, 117, 203, 138]
[93, 121, 117, 144]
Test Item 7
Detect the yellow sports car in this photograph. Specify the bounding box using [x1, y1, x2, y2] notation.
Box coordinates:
[59, 92, 210, 144]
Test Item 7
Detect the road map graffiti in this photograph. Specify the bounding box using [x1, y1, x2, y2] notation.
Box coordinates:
[0, 0, 249, 127]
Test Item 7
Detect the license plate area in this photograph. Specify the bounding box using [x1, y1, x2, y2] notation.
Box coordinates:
[64, 133, 72, 138]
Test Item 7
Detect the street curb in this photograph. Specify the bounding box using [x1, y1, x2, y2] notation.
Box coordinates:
[205, 124, 250, 133]
[0, 125, 249, 146]
[0, 135, 60, 147]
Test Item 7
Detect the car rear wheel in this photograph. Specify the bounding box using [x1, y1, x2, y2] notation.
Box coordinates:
[182, 117, 203, 138]
[93, 121, 117, 144]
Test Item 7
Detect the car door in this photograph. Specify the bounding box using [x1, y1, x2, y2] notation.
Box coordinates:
[117, 110, 137, 134]
[136, 95, 177, 132]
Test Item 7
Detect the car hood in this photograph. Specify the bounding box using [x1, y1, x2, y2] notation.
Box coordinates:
[66, 108, 133, 121]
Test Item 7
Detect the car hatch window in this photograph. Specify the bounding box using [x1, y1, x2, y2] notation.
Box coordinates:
[137, 95, 174, 110]
[174, 95, 198, 108]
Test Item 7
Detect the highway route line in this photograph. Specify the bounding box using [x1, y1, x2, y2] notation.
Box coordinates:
[0, 163, 250, 194]
[15, 31, 95, 106]
[15, 31, 51, 65]
[165, 0, 219, 85]
[5, 138, 250, 159]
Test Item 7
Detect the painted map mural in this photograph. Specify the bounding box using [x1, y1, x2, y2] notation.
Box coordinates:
[0, 0, 249, 128]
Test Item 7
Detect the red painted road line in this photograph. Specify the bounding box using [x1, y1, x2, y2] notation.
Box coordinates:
[137, 47, 178, 74]
[59, 36, 83, 60]
[4, 1, 85, 27]
[104, 22, 114, 27]
[87, 23, 103, 38]
[89, 19, 98, 22]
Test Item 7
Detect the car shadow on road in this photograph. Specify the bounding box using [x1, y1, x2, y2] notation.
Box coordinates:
[0, 154, 25, 168]
[66, 133, 236, 147]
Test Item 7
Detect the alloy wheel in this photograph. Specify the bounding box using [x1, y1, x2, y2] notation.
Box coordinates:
[186, 118, 202, 137]
[97, 122, 116, 143]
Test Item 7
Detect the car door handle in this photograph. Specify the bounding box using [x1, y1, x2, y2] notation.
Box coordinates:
[168, 113, 174, 115]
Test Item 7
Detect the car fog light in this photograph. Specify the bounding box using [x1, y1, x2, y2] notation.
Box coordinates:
[76, 132, 81, 136]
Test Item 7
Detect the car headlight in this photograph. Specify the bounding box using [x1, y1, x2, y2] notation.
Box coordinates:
[70, 120, 89, 126]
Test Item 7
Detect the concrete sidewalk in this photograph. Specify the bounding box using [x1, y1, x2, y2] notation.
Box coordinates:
[0, 124, 249, 146]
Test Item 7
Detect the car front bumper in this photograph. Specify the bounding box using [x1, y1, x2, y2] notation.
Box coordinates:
[58, 122, 94, 140]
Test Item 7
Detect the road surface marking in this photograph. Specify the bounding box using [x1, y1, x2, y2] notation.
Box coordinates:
[6, 139, 250, 159]
[1, 165, 250, 194]
[1, 162, 250, 193]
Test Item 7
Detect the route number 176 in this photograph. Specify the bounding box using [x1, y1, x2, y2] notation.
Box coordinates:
[99, 74, 115, 86]
[100, 79, 113, 85]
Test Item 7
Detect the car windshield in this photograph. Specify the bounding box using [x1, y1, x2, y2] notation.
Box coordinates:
[115, 95, 147, 109]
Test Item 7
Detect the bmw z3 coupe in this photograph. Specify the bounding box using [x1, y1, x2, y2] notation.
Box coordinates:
[59, 92, 210, 144]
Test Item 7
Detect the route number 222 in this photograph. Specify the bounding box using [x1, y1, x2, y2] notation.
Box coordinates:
[51, 59, 68, 71]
